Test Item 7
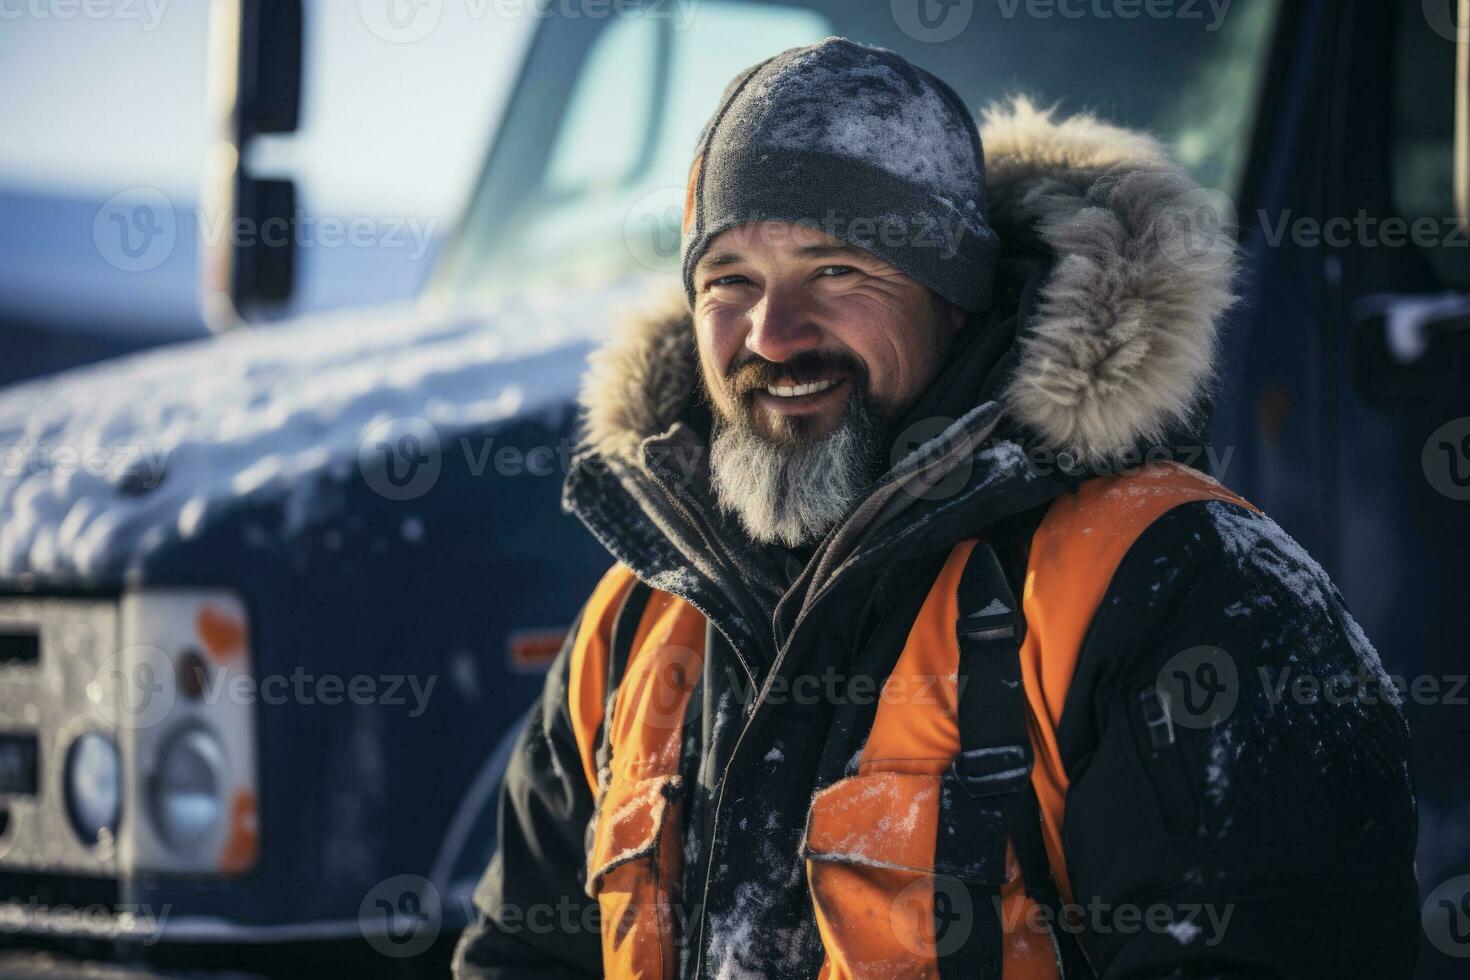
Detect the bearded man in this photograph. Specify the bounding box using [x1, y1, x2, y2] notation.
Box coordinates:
[454, 38, 1418, 980]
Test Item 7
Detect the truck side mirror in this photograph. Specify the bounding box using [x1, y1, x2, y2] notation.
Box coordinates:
[239, 0, 302, 135]
[201, 0, 304, 330]
[234, 177, 297, 305]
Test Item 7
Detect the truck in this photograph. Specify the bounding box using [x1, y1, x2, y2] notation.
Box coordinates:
[0, 0, 1465, 975]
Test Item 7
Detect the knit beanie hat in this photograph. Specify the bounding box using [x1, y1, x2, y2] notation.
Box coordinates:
[680, 37, 1000, 313]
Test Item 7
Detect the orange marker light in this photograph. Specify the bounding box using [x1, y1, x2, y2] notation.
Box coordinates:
[197, 604, 247, 662]
[219, 789, 259, 874]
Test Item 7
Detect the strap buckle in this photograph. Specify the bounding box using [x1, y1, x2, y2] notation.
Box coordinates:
[950, 744, 1033, 798]
[1139, 687, 1176, 749]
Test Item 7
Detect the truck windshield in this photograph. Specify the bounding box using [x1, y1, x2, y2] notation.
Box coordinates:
[433, 0, 1280, 303]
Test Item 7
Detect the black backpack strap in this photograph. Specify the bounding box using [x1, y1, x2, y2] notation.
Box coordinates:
[943, 541, 1093, 979]
[593, 578, 653, 793]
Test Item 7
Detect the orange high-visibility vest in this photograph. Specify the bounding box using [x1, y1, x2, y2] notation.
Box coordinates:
[567, 463, 1251, 979]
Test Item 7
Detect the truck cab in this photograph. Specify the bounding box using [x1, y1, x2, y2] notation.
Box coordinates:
[0, 0, 1464, 974]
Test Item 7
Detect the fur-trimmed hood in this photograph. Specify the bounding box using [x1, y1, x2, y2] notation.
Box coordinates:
[579, 96, 1236, 470]
[563, 98, 1239, 659]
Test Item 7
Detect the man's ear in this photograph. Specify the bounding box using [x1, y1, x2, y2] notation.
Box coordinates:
[947, 303, 970, 336]
[935, 295, 969, 340]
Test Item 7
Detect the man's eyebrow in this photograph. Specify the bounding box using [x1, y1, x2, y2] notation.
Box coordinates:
[794, 242, 867, 260]
[695, 242, 868, 273]
[696, 250, 746, 271]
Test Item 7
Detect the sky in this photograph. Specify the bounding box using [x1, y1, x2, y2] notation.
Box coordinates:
[0, 0, 533, 218]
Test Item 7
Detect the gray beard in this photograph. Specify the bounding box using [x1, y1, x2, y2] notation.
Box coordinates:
[708, 393, 882, 548]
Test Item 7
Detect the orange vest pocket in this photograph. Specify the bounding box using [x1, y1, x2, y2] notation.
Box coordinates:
[802, 770, 1061, 980]
[587, 773, 684, 980]
[802, 771, 952, 979]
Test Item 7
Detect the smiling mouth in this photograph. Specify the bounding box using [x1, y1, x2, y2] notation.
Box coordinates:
[749, 377, 851, 419]
[764, 379, 839, 398]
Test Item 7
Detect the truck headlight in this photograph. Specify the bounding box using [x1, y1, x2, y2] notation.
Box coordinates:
[65, 731, 120, 844]
[120, 590, 259, 874]
[150, 725, 227, 852]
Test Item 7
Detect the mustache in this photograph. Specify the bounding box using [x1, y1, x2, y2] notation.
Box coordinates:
[723, 349, 869, 401]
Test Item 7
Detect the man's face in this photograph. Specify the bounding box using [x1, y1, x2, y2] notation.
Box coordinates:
[692, 221, 966, 444]
[690, 221, 967, 547]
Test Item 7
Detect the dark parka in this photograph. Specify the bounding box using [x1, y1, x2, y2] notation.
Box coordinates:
[454, 99, 1419, 979]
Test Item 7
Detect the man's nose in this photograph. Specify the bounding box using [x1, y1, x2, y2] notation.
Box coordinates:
[744, 289, 823, 366]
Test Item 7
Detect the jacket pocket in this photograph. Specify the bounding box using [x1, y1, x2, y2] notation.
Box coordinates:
[586, 772, 683, 980]
[1129, 685, 1201, 837]
[801, 770, 979, 979]
[802, 770, 1063, 980]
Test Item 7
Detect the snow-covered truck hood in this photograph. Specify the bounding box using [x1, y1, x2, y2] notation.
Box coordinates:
[0, 281, 651, 585]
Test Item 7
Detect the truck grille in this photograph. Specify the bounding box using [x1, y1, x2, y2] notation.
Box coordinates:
[0, 597, 120, 877]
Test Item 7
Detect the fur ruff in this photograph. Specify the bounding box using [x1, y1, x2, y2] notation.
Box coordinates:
[579, 97, 1237, 468]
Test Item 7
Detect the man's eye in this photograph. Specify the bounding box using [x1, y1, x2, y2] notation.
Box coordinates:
[818, 265, 854, 277]
[707, 274, 751, 289]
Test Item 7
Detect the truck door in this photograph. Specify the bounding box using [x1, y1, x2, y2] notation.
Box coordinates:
[1215, 3, 1468, 971]
[1228, 1, 1470, 975]
[1331, 3, 1469, 973]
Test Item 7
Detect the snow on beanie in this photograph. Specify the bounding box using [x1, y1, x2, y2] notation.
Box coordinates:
[680, 37, 1000, 313]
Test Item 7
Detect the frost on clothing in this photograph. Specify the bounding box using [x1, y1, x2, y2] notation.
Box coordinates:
[0, 282, 645, 584]
[455, 96, 1420, 979]
[1180, 500, 1407, 842]
[680, 37, 1000, 312]
[734, 40, 986, 237]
